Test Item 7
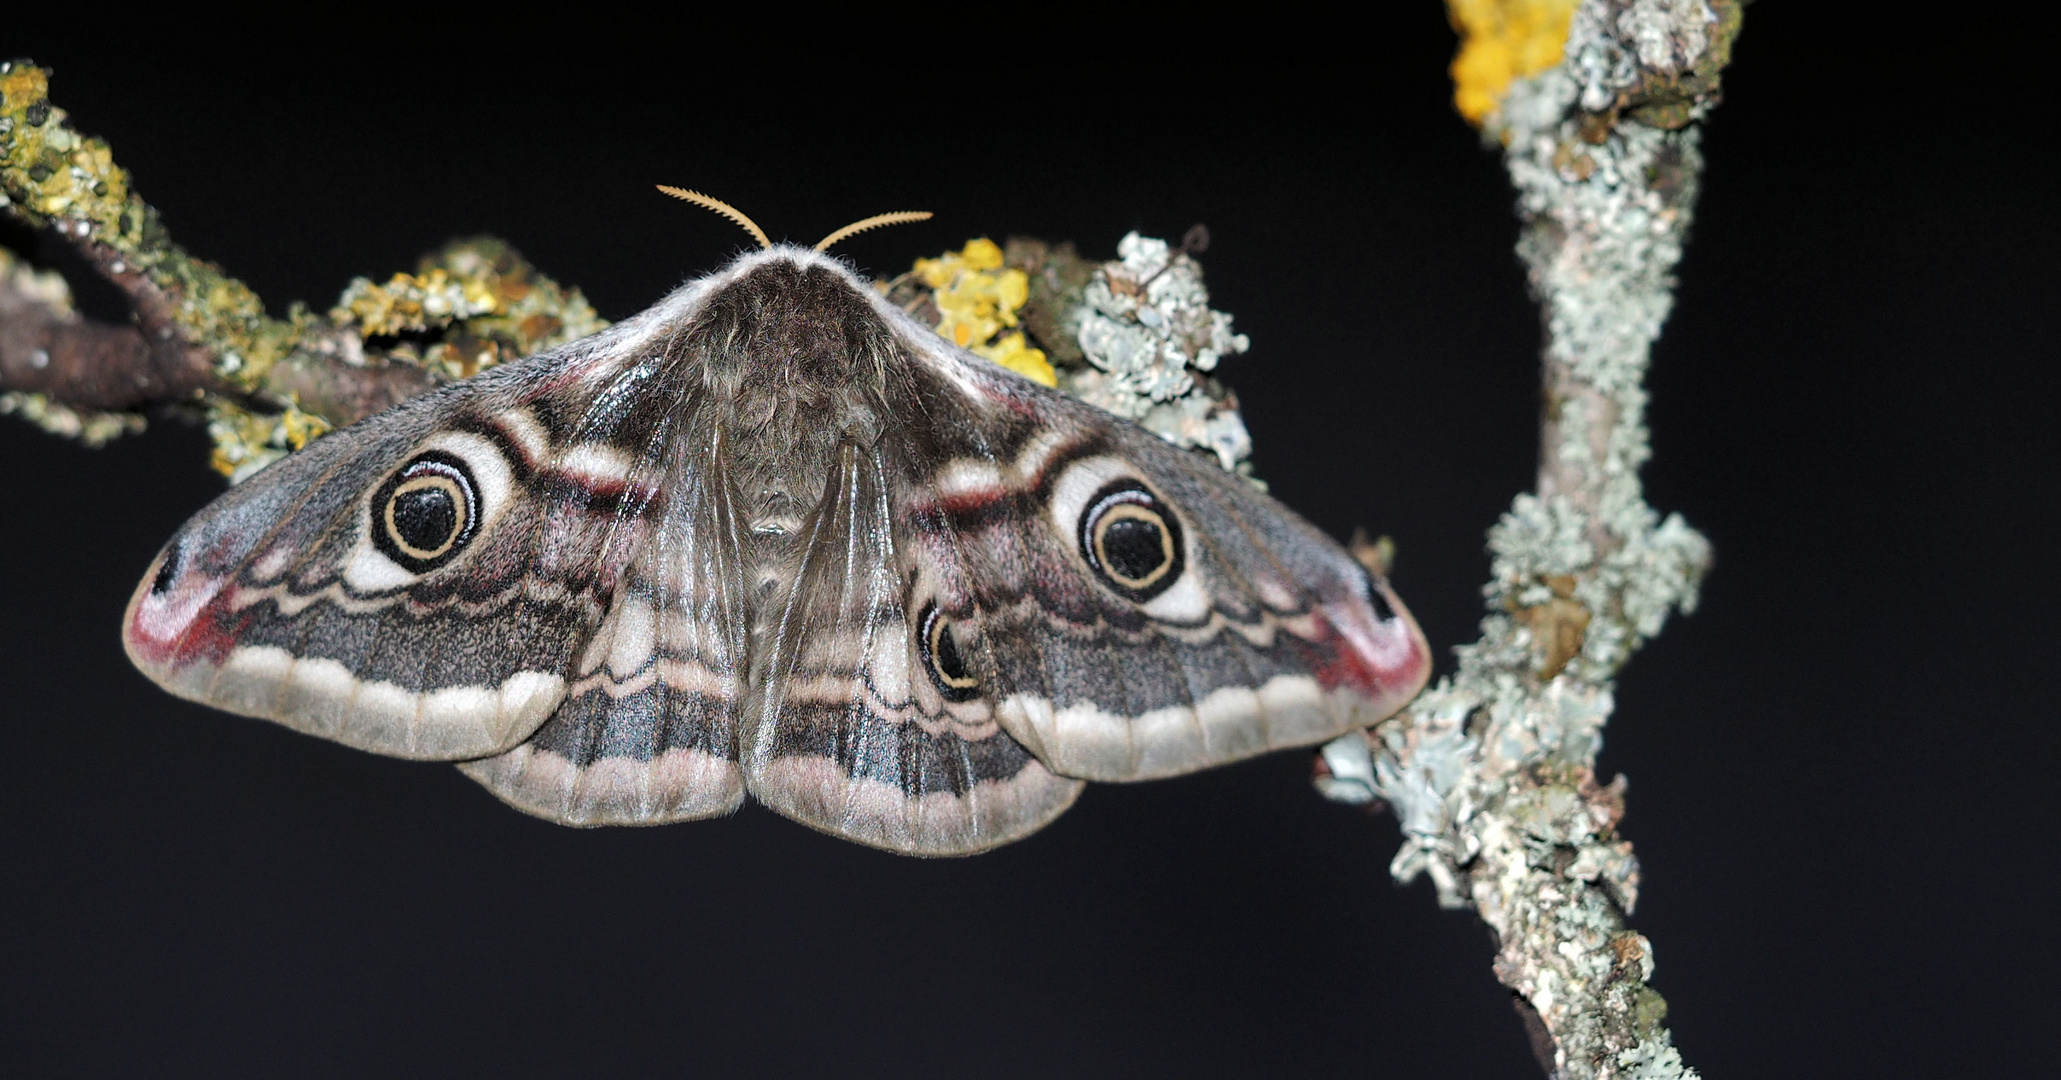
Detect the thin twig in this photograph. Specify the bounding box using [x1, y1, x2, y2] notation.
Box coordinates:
[0, 61, 603, 477]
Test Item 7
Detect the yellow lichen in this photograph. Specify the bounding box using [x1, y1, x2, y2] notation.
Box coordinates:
[206, 400, 333, 481]
[914, 238, 1034, 354]
[0, 66, 48, 114]
[336, 267, 499, 337]
[973, 331, 1056, 387]
[330, 238, 605, 383]
[1, 66, 137, 262]
[1447, 0, 1579, 126]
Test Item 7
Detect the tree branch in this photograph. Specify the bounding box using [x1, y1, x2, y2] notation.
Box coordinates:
[0, 60, 601, 476]
[1316, 3, 1743, 1077]
[0, 239, 212, 411]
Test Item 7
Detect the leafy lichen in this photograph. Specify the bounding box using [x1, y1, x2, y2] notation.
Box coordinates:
[895, 231, 1258, 478]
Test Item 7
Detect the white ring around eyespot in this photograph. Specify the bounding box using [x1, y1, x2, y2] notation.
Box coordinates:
[419, 431, 515, 526]
[343, 431, 516, 593]
[1047, 455, 1210, 623]
[1047, 455, 1139, 547]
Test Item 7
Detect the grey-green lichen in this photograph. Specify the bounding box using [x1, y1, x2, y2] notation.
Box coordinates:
[1317, 3, 1740, 1078]
[1062, 232, 1254, 475]
[895, 232, 1258, 478]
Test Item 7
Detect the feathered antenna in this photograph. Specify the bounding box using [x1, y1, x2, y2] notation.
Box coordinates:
[815, 211, 934, 253]
[655, 187, 771, 250]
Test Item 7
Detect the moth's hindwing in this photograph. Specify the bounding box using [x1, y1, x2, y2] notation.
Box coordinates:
[741, 437, 1085, 855]
[456, 377, 751, 826]
[126, 246, 1429, 855]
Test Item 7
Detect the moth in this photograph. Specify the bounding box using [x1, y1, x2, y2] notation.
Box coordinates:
[123, 198, 1431, 855]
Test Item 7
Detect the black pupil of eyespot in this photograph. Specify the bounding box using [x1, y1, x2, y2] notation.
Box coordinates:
[392, 486, 457, 549]
[1078, 481, 1184, 603]
[1101, 516, 1166, 580]
[934, 622, 969, 681]
[371, 453, 478, 572]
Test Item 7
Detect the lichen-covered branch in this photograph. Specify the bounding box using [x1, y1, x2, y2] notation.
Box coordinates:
[0, 243, 211, 413]
[0, 61, 604, 476]
[1316, 3, 1741, 1078]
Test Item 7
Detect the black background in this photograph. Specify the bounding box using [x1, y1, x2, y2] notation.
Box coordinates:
[3, 9, 2054, 1077]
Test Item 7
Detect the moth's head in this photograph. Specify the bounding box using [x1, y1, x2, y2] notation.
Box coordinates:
[646, 190, 942, 395]
[683, 248, 907, 399]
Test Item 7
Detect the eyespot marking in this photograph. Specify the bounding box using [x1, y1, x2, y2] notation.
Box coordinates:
[1078, 480, 1185, 601]
[919, 601, 980, 702]
[371, 451, 480, 572]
